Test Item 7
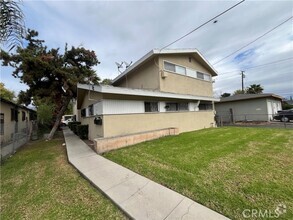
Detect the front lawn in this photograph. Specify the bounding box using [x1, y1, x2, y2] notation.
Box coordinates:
[104, 127, 293, 220]
[0, 134, 126, 220]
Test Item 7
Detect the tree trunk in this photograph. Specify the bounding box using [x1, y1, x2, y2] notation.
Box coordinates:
[47, 96, 71, 140]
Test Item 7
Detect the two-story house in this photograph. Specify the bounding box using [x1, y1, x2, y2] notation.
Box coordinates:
[75, 49, 219, 151]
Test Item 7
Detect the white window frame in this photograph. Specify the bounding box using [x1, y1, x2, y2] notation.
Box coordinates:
[163, 60, 212, 82]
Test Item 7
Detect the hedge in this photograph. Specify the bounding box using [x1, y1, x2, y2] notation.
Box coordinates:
[77, 124, 88, 140]
[68, 121, 81, 130]
[71, 123, 81, 134]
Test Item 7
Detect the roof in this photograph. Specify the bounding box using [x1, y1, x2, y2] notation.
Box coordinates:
[112, 48, 218, 85]
[77, 84, 219, 108]
[0, 97, 36, 112]
[218, 93, 283, 103]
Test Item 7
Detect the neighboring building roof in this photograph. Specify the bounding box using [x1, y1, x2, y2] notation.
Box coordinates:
[112, 48, 218, 84]
[218, 93, 283, 103]
[77, 84, 219, 107]
[0, 97, 36, 112]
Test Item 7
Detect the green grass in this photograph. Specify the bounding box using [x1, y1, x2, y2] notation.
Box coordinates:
[0, 134, 127, 220]
[104, 127, 293, 220]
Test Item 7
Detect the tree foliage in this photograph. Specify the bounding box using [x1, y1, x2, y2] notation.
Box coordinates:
[232, 84, 264, 96]
[246, 84, 264, 94]
[0, 0, 26, 50]
[33, 97, 55, 127]
[0, 82, 15, 101]
[221, 93, 231, 98]
[101, 78, 112, 85]
[1, 29, 100, 139]
[233, 89, 246, 95]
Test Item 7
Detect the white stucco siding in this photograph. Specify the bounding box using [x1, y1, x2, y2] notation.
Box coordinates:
[102, 100, 145, 115]
[159, 102, 166, 112]
[266, 98, 282, 120]
[93, 101, 103, 115]
[189, 101, 199, 111]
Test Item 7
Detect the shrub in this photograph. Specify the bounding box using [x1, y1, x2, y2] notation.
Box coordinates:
[68, 121, 81, 130]
[77, 125, 88, 140]
[71, 123, 81, 134]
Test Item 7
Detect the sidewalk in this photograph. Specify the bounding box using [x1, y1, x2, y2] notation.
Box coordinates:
[63, 128, 230, 220]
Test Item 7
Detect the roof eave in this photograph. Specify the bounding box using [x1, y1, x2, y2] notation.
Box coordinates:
[112, 49, 218, 84]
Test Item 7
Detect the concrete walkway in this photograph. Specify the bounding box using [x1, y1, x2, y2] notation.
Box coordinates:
[63, 128, 230, 220]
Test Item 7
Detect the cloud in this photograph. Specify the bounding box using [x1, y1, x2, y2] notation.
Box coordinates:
[2, 0, 292, 99]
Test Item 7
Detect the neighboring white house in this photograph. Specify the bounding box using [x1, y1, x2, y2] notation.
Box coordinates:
[215, 94, 283, 123]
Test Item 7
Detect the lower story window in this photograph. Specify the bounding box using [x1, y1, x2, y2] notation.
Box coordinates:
[199, 102, 213, 110]
[166, 102, 189, 111]
[178, 102, 189, 111]
[88, 104, 94, 116]
[81, 108, 86, 117]
[145, 102, 158, 112]
[0, 113, 4, 135]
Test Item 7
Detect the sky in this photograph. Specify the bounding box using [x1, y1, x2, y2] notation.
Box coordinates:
[1, 0, 293, 99]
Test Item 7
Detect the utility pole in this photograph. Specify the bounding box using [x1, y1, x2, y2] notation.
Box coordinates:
[241, 71, 245, 93]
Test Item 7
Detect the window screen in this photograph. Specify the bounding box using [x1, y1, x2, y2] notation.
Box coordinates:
[199, 103, 213, 110]
[197, 72, 204, 79]
[145, 102, 158, 112]
[178, 103, 189, 111]
[164, 62, 176, 72]
[166, 103, 178, 111]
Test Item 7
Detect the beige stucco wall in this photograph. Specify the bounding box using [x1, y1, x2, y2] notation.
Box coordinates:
[80, 116, 103, 140]
[115, 59, 160, 90]
[79, 91, 103, 140]
[158, 54, 214, 97]
[102, 111, 215, 138]
[80, 90, 103, 109]
[0, 102, 32, 144]
[160, 54, 211, 73]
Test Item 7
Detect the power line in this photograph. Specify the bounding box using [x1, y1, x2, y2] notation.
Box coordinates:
[160, 0, 246, 51]
[217, 57, 293, 75]
[216, 71, 293, 81]
[213, 16, 293, 65]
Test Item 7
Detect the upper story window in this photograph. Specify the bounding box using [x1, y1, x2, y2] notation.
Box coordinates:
[164, 61, 211, 82]
[197, 72, 204, 80]
[145, 102, 158, 112]
[164, 61, 186, 75]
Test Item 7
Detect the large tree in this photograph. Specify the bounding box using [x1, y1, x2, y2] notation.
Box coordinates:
[0, 0, 26, 50]
[1, 29, 100, 139]
[0, 82, 16, 101]
[246, 84, 264, 94]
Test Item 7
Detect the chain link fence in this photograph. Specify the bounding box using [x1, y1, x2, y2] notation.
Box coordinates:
[1, 121, 38, 162]
[215, 113, 293, 129]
